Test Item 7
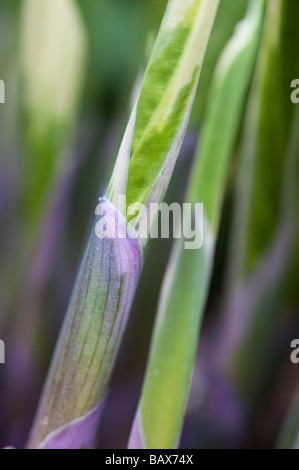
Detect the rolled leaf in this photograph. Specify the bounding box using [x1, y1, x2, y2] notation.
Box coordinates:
[38, 401, 105, 450]
[107, 0, 221, 239]
[27, 199, 143, 449]
[28, 0, 218, 449]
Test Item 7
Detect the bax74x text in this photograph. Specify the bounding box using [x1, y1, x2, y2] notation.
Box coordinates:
[105, 455, 193, 466]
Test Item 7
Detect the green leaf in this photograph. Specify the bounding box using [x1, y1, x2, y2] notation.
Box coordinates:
[231, 0, 299, 278]
[220, 0, 299, 406]
[128, 0, 264, 449]
[191, 0, 249, 124]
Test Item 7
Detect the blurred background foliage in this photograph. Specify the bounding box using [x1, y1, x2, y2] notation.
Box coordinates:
[0, 0, 298, 449]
